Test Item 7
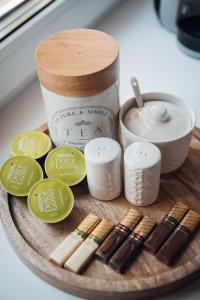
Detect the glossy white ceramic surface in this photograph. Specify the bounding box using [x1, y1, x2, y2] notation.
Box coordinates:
[41, 81, 119, 150]
[120, 93, 195, 174]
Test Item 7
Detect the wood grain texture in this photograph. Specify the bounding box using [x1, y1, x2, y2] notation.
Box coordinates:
[35, 29, 119, 97]
[1, 125, 200, 299]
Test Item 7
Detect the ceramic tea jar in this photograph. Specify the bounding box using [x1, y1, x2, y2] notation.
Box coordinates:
[120, 93, 195, 174]
[35, 28, 119, 150]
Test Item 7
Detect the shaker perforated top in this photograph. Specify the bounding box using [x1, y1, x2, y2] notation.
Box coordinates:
[124, 142, 161, 169]
[84, 137, 121, 164]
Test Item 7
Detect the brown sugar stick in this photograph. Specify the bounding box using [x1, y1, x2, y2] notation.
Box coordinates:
[109, 216, 156, 273]
[49, 213, 101, 266]
[95, 209, 142, 263]
[64, 219, 114, 273]
[144, 202, 189, 254]
[156, 210, 200, 266]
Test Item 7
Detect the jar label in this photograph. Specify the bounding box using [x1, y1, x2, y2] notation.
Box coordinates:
[51, 106, 115, 150]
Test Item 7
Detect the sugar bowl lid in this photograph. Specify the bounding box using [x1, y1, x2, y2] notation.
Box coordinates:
[35, 28, 119, 97]
[124, 100, 194, 141]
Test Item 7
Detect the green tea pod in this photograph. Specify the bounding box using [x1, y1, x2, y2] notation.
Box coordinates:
[11, 131, 52, 159]
[45, 146, 86, 186]
[0, 156, 43, 196]
[28, 178, 74, 223]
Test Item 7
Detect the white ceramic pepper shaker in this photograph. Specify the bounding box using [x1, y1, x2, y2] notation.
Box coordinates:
[84, 137, 122, 201]
[124, 142, 161, 206]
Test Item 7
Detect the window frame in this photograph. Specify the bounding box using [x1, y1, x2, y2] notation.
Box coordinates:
[0, 0, 55, 41]
[0, 0, 119, 107]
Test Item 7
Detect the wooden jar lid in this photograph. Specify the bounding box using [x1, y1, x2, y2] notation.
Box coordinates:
[35, 28, 119, 97]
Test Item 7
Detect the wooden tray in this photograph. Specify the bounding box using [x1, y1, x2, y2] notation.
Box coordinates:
[1, 124, 200, 300]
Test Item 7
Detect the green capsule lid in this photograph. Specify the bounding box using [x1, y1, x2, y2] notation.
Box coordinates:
[28, 178, 74, 223]
[45, 146, 86, 186]
[0, 156, 43, 196]
[11, 131, 52, 159]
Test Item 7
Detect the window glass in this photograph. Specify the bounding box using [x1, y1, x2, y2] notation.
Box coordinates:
[0, 0, 54, 41]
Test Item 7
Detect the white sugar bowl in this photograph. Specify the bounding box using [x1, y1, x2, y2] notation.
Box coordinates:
[119, 93, 195, 174]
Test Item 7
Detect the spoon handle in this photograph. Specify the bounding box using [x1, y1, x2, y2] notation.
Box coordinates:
[130, 77, 143, 108]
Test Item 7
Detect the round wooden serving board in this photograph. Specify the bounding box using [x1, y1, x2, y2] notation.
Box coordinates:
[1, 124, 200, 300]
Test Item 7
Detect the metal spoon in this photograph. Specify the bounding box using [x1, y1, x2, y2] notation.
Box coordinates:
[130, 76, 144, 108]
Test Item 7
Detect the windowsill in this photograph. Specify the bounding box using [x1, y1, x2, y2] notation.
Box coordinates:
[1, 1, 200, 300]
[0, 0, 119, 107]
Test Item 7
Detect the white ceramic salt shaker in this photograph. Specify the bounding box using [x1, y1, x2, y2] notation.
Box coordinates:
[84, 137, 122, 201]
[124, 142, 161, 206]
